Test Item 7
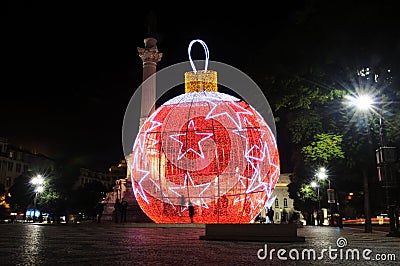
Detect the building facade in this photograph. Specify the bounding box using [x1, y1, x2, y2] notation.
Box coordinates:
[0, 137, 55, 190]
[255, 173, 300, 224]
[77, 160, 127, 190]
[270, 173, 297, 224]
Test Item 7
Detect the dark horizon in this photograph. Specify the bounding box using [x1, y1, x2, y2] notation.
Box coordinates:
[3, 1, 400, 173]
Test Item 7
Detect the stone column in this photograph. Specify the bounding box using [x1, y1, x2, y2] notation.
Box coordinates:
[137, 37, 163, 127]
[119, 37, 162, 223]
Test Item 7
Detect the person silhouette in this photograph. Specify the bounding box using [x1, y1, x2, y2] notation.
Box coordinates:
[97, 201, 105, 223]
[114, 198, 121, 223]
[188, 202, 195, 223]
[120, 198, 128, 223]
[267, 207, 275, 224]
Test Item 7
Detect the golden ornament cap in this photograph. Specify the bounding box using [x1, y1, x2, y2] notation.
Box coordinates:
[184, 70, 218, 93]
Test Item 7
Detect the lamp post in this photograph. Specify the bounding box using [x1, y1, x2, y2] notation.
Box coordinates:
[344, 94, 375, 233]
[316, 167, 334, 225]
[310, 181, 320, 208]
[31, 175, 44, 222]
[374, 108, 399, 236]
[310, 180, 320, 225]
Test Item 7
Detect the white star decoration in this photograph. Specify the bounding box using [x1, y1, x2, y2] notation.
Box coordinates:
[132, 169, 150, 204]
[169, 172, 211, 207]
[169, 119, 213, 160]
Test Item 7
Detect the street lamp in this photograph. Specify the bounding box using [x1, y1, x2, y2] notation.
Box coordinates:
[31, 175, 44, 222]
[344, 94, 375, 233]
[317, 167, 337, 225]
[310, 180, 320, 213]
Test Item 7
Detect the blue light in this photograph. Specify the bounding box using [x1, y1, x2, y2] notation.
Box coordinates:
[26, 209, 41, 218]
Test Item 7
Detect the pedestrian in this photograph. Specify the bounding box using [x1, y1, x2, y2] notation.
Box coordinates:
[316, 210, 321, 225]
[319, 210, 325, 226]
[114, 198, 121, 223]
[97, 201, 105, 223]
[267, 207, 274, 224]
[188, 202, 195, 223]
[179, 195, 185, 216]
[120, 198, 128, 223]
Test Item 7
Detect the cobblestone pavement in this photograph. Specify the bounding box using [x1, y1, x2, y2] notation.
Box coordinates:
[0, 223, 399, 266]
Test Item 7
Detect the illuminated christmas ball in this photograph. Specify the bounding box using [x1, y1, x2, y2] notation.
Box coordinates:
[131, 67, 280, 224]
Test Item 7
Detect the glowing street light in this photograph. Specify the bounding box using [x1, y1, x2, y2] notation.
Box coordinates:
[31, 174, 44, 222]
[310, 181, 318, 188]
[35, 185, 44, 193]
[345, 94, 374, 111]
[316, 167, 329, 187]
[31, 175, 44, 186]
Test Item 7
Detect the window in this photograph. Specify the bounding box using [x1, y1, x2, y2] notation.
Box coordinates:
[16, 163, 21, 173]
[23, 165, 28, 173]
[8, 162, 13, 171]
[275, 198, 279, 207]
[284, 198, 288, 208]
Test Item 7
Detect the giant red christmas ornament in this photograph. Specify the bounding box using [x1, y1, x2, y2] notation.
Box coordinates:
[131, 40, 279, 223]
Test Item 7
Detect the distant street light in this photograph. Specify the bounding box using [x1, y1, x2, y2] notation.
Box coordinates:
[317, 167, 329, 188]
[316, 167, 337, 225]
[31, 175, 44, 222]
[310, 180, 320, 212]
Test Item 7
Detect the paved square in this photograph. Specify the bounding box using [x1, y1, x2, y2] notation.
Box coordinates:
[0, 223, 399, 265]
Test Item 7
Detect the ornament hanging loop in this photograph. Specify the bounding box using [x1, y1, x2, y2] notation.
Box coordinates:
[188, 39, 209, 73]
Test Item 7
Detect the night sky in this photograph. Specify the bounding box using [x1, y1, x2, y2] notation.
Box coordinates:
[3, 1, 400, 173]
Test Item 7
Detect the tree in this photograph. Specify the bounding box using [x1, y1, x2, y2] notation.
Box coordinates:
[36, 179, 63, 221]
[71, 181, 108, 220]
[7, 174, 34, 213]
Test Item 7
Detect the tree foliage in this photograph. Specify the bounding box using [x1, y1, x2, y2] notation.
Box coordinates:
[301, 133, 345, 164]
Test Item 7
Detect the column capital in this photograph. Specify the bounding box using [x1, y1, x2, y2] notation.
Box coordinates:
[137, 46, 163, 64]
